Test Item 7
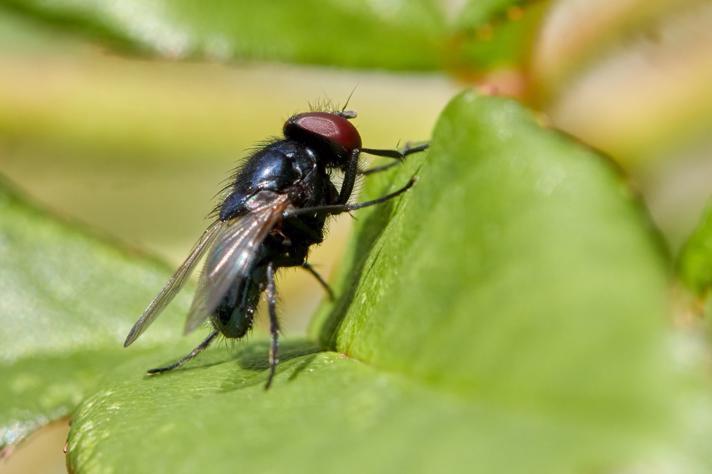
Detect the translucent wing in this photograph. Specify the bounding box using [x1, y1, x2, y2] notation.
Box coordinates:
[124, 221, 224, 347]
[183, 192, 290, 334]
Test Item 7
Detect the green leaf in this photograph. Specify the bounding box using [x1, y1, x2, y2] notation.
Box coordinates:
[446, 1, 545, 73]
[678, 203, 712, 297]
[66, 92, 674, 473]
[315, 91, 671, 406]
[0, 179, 202, 450]
[0, 0, 447, 70]
[0, 1, 539, 72]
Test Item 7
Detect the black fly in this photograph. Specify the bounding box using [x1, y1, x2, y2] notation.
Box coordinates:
[123, 109, 428, 389]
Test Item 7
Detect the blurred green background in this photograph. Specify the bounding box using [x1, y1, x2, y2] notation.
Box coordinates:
[1, 1, 711, 472]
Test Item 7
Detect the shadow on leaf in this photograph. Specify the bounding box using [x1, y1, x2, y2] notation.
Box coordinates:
[141, 338, 321, 391]
[219, 338, 322, 391]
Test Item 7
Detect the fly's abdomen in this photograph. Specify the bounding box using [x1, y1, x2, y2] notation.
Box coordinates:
[211, 277, 260, 338]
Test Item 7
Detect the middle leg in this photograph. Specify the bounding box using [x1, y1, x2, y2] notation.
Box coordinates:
[264, 262, 280, 390]
[283, 177, 416, 220]
[301, 262, 334, 301]
[270, 248, 334, 300]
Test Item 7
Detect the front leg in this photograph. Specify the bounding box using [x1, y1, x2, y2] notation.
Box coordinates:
[336, 142, 427, 203]
[360, 142, 429, 176]
[338, 148, 360, 204]
[361, 142, 429, 159]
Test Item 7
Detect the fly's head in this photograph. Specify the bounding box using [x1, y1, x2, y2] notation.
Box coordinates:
[283, 111, 362, 170]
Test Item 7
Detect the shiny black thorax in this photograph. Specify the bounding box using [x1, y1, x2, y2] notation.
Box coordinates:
[212, 140, 339, 338]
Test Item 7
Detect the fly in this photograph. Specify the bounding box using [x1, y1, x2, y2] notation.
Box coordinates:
[123, 107, 428, 389]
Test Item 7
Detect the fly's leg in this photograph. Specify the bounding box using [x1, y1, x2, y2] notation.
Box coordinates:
[283, 177, 416, 219]
[301, 262, 334, 301]
[147, 330, 219, 374]
[338, 148, 360, 204]
[359, 161, 400, 176]
[360, 142, 429, 175]
[361, 142, 429, 159]
[336, 143, 427, 204]
[264, 262, 280, 390]
[271, 251, 335, 301]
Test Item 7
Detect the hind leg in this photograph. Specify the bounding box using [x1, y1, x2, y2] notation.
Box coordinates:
[147, 330, 219, 374]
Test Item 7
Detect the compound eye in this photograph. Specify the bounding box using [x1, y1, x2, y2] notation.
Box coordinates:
[285, 112, 362, 155]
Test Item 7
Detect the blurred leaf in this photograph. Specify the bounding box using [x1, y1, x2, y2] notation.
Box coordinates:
[0, 178, 202, 451]
[678, 203, 712, 297]
[66, 92, 674, 473]
[447, 0, 545, 75]
[530, 0, 705, 103]
[0, 0, 446, 70]
[0, 5, 88, 53]
[530, 0, 712, 166]
[0, 0, 543, 73]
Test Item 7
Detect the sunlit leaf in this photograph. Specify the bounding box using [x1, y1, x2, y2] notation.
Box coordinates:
[66, 92, 675, 473]
[0, 179, 202, 451]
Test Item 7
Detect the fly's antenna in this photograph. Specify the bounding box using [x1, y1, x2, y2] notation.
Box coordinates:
[341, 85, 358, 111]
[340, 84, 359, 119]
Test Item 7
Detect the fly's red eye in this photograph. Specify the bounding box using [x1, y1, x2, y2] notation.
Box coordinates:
[284, 112, 362, 157]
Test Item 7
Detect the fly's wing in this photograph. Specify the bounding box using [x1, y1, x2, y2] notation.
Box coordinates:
[124, 221, 224, 347]
[183, 192, 290, 335]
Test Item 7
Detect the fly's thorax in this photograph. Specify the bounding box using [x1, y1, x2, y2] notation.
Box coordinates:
[219, 140, 317, 221]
